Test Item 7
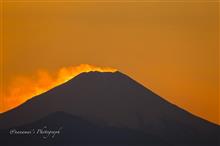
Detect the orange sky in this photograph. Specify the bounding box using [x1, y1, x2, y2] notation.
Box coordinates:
[0, 0, 219, 125]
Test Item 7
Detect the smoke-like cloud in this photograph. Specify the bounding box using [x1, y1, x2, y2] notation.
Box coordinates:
[1, 64, 117, 113]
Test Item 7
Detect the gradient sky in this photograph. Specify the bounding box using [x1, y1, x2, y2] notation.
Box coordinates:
[0, 0, 219, 124]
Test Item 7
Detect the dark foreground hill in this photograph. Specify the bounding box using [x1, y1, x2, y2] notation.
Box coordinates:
[0, 71, 219, 145]
[0, 111, 172, 146]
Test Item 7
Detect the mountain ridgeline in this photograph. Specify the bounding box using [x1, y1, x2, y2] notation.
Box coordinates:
[0, 71, 219, 146]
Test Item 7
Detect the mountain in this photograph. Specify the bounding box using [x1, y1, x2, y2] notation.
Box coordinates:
[0, 71, 219, 145]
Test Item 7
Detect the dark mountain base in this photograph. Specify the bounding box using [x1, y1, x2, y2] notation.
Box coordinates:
[1, 112, 218, 146]
[1, 112, 173, 146]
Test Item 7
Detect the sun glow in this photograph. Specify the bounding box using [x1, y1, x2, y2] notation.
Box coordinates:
[1, 64, 117, 113]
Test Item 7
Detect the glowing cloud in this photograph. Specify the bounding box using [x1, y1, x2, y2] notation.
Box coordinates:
[1, 64, 117, 113]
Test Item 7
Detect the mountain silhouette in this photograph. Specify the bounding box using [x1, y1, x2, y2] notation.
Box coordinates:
[0, 71, 219, 145]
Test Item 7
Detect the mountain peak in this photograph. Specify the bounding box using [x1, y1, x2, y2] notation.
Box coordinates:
[64, 70, 131, 86]
[73, 70, 124, 78]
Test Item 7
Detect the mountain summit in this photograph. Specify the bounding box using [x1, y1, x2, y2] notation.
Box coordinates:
[0, 71, 219, 145]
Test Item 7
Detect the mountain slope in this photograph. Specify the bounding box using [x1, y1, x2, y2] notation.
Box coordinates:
[0, 71, 219, 145]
